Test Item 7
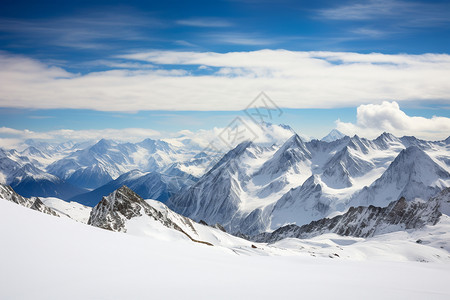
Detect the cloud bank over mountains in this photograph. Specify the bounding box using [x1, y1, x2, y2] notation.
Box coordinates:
[0, 101, 448, 148]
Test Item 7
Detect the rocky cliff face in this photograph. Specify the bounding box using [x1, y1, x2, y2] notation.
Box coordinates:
[253, 190, 449, 243]
[88, 185, 212, 245]
[0, 183, 59, 216]
[30, 197, 60, 216]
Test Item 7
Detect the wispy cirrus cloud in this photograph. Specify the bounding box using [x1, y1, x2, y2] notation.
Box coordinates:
[0, 8, 162, 49]
[351, 28, 386, 38]
[201, 32, 275, 46]
[84, 59, 155, 69]
[318, 0, 450, 26]
[316, 0, 450, 42]
[176, 17, 233, 28]
[318, 0, 404, 21]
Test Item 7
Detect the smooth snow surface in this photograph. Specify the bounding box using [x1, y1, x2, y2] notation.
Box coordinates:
[41, 197, 91, 223]
[1, 199, 450, 300]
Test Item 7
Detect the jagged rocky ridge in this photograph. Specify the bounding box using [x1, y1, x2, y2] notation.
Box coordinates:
[0, 183, 59, 216]
[252, 189, 450, 243]
[88, 185, 213, 245]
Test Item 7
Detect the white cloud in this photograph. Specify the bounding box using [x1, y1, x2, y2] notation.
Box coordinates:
[316, 1, 450, 41]
[176, 18, 233, 27]
[317, 0, 407, 21]
[0, 138, 23, 149]
[167, 120, 296, 151]
[351, 28, 386, 38]
[0, 9, 162, 49]
[0, 127, 161, 148]
[0, 121, 297, 151]
[317, 0, 450, 25]
[201, 33, 274, 45]
[1, 50, 450, 111]
[86, 60, 155, 69]
[336, 101, 450, 140]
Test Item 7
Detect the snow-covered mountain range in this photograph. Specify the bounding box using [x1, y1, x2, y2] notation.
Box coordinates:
[1, 126, 449, 238]
[0, 136, 217, 201]
[0, 123, 294, 202]
[168, 132, 450, 235]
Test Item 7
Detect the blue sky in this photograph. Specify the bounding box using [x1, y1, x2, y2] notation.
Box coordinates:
[0, 0, 449, 143]
[2, 0, 450, 58]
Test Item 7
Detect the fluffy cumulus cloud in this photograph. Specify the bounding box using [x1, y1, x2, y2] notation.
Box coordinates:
[1, 50, 450, 111]
[336, 101, 450, 140]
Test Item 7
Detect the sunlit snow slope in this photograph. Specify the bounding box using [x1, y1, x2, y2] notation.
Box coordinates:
[1, 199, 450, 300]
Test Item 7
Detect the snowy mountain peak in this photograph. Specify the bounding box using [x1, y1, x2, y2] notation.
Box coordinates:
[87, 185, 213, 245]
[21, 146, 47, 158]
[378, 132, 396, 140]
[285, 133, 306, 147]
[321, 129, 346, 142]
[88, 185, 155, 231]
[351, 146, 450, 207]
[273, 174, 323, 209]
[254, 134, 311, 180]
[275, 134, 310, 158]
[393, 146, 445, 178]
[89, 138, 116, 153]
[345, 135, 372, 154]
[137, 138, 174, 153]
[373, 132, 401, 149]
[397, 147, 450, 181]
[206, 140, 255, 175]
[396, 145, 442, 169]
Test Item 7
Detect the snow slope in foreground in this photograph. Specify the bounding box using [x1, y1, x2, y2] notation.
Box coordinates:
[1, 200, 450, 300]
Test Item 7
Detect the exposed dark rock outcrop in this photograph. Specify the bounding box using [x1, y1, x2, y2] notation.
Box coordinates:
[253, 190, 448, 243]
[214, 223, 227, 232]
[30, 197, 59, 217]
[0, 183, 60, 216]
[88, 185, 212, 246]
